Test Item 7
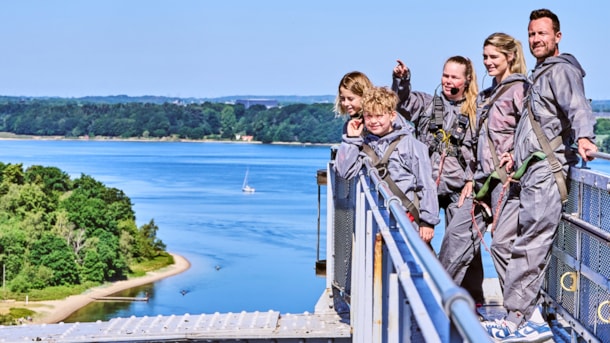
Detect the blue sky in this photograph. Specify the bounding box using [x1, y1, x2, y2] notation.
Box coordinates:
[1, 1, 607, 99]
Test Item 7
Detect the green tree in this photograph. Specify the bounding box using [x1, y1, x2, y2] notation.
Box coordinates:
[1, 164, 24, 186]
[0, 97, 348, 144]
[80, 248, 105, 283]
[52, 210, 88, 264]
[17, 183, 54, 217]
[61, 192, 111, 236]
[0, 162, 165, 287]
[96, 231, 128, 280]
[601, 137, 610, 153]
[118, 219, 137, 262]
[220, 106, 237, 139]
[272, 122, 295, 142]
[30, 233, 79, 286]
[60, 175, 133, 237]
[0, 226, 27, 281]
[596, 118, 610, 136]
[137, 219, 166, 258]
[24, 165, 72, 195]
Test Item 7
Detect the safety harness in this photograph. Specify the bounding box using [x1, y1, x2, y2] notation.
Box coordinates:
[473, 80, 520, 200]
[428, 95, 469, 158]
[527, 65, 569, 203]
[361, 136, 421, 225]
[526, 101, 568, 202]
[476, 81, 521, 185]
[472, 80, 524, 239]
[427, 93, 471, 187]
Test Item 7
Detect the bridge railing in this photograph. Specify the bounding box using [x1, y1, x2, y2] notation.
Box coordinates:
[325, 156, 491, 342]
[543, 152, 610, 343]
[324, 149, 610, 343]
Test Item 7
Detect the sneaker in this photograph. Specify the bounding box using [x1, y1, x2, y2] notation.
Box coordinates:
[500, 320, 553, 342]
[482, 318, 515, 340]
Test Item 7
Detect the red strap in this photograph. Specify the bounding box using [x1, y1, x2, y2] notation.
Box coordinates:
[407, 212, 415, 222]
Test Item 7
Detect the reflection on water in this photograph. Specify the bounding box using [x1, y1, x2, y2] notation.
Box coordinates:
[66, 285, 154, 322]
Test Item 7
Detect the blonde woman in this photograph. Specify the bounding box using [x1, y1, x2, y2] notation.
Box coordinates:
[334, 71, 372, 116]
[439, 33, 529, 312]
[392, 56, 481, 288]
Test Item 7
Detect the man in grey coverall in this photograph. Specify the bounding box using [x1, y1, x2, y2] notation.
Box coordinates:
[484, 8, 598, 342]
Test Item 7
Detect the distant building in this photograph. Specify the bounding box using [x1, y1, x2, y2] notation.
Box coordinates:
[235, 99, 278, 109]
[235, 134, 254, 141]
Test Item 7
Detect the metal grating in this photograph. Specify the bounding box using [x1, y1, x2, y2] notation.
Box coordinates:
[555, 220, 578, 258]
[565, 178, 579, 215]
[543, 166, 610, 342]
[0, 311, 352, 342]
[574, 167, 610, 231]
[602, 183, 610, 231]
[332, 172, 354, 296]
[581, 276, 610, 342]
[546, 254, 577, 318]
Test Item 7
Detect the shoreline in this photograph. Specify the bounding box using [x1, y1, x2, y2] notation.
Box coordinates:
[2, 252, 191, 324]
[0, 132, 336, 147]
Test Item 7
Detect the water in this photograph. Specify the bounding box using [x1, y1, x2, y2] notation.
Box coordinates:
[0, 140, 331, 321]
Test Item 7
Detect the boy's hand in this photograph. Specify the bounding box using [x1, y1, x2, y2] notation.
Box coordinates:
[419, 226, 434, 243]
[346, 118, 364, 137]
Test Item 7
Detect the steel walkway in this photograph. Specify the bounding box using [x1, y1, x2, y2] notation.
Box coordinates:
[0, 293, 351, 342]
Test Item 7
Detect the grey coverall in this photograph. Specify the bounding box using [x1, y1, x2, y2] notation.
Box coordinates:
[392, 74, 480, 300]
[491, 54, 596, 325]
[439, 73, 529, 295]
[334, 119, 441, 228]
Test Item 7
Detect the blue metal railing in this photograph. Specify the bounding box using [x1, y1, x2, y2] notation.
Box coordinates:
[326, 149, 610, 342]
[326, 158, 491, 342]
[541, 152, 610, 343]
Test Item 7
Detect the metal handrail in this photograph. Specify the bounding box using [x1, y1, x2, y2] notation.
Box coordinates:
[341, 157, 491, 342]
[364, 158, 491, 342]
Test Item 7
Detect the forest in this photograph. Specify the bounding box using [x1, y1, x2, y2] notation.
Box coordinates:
[0, 96, 609, 148]
[0, 97, 345, 144]
[0, 162, 166, 295]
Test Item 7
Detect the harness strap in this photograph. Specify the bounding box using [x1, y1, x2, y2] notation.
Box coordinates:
[523, 64, 568, 202]
[430, 95, 444, 131]
[361, 136, 421, 225]
[475, 151, 547, 200]
[436, 151, 446, 187]
[478, 80, 522, 185]
[471, 200, 491, 253]
[527, 101, 569, 203]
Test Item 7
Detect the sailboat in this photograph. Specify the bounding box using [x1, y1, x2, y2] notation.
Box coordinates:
[242, 168, 255, 193]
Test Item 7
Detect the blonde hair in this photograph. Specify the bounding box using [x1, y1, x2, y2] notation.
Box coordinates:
[445, 56, 478, 131]
[361, 86, 398, 115]
[484, 32, 527, 75]
[334, 71, 373, 115]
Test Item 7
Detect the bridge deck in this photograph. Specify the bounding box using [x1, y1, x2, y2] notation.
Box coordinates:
[0, 292, 351, 343]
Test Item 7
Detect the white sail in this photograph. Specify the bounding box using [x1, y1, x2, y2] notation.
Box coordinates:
[242, 168, 255, 193]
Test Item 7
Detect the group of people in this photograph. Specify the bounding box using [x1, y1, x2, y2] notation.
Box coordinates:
[333, 8, 597, 343]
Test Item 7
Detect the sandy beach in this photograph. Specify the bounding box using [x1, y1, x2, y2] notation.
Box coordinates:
[0, 252, 190, 324]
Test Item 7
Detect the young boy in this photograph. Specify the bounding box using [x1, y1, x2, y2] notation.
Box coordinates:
[334, 86, 440, 242]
